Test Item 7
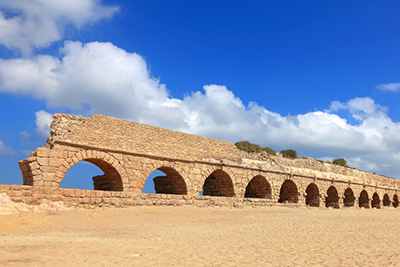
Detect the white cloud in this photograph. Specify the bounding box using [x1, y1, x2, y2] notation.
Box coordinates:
[0, 140, 16, 156]
[328, 97, 387, 121]
[0, 0, 119, 55]
[35, 110, 53, 137]
[376, 82, 400, 92]
[0, 41, 400, 178]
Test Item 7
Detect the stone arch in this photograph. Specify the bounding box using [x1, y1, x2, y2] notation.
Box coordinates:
[305, 183, 320, 207]
[202, 169, 235, 197]
[343, 187, 355, 207]
[359, 190, 369, 208]
[371, 192, 381, 209]
[393, 194, 399, 208]
[278, 179, 298, 203]
[55, 150, 128, 191]
[244, 175, 272, 199]
[142, 162, 188, 195]
[383, 194, 391, 207]
[326, 186, 339, 208]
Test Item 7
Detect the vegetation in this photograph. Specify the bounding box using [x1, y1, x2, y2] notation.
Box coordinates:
[281, 149, 297, 159]
[235, 140, 351, 168]
[235, 141, 277, 155]
[263, 147, 276, 155]
[332, 158, 347, 167]
[235, 141, 263, 152]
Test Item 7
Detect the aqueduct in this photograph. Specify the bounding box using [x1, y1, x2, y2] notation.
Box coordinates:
[3, 113, 399, 209]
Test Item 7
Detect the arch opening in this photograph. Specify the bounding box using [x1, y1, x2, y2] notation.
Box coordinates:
[325, 186, 339, 208]
[244, 175, 271, 199]
[371, 192, 381, 209]
[393, 195, 399, 208]
[305, 183, 319, 207]
[87, 158, 123, 191]
[359, 190, 369, 209]
[344, 188, 355, 207]
[278, 180, 298, 203]
[60, 159, 123, 191]
[202, 170, 235, 197]
[383, 194, 391, 207]
[143, 167, 187, 195]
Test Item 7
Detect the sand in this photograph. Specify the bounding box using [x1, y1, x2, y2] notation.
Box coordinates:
[0, 205, 399, 267]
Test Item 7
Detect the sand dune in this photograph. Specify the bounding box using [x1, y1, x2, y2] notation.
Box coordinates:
[0, 206, 399, 266]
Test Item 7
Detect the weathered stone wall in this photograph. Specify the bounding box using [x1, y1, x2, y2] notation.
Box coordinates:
[4, 113, 400, 211]
[240, 151, 400, 188]
[0, 184, 284, 209]
[49, 114, 241, 161]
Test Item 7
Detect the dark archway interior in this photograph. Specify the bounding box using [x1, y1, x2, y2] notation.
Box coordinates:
[359, 190, 369, 209]
[151, 167, 187, 195]
[244, 175, 271, 199]
[344, 188, 355, 207]
[325, 186, 339, 209]
[202, 170, 235, 197]
[305, 183, 319, 207]
[383, 194, 391, 207]
[371, 193, 381, 209]
[85, 158, 123, 191]
[393, 195, 399, 208]
[278, 180, 298, 203]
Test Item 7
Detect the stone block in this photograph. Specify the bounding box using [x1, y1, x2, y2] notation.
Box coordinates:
[32, 193, 45, 200]
[50, 158, 65, 167]
[30, 162, 40, 170]
[36, 147, 50, 157]
[44, 188, 54, 194]
[33, 180, 44, 186]
[37, 157, 49, 166]
[22, 191, 32, 197]
[10, 190, 22, 197]
[52, 195, 64, 201]
[11, 197, 24, 203]
[41, 166, 57, 173]
[43, 172, 55, 181]
[110, 198, 119, 205]
[71, 154, 79, 163]
[19, 164, 28, 172]
[32, 170, 42, 176]
[26, 199, 41, 205]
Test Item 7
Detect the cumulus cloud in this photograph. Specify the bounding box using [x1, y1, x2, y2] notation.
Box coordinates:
[0, 140, 16, 156]
[35, 110, 53, 137]
[0, 41, 400, 178]
[0, 0, 119, 55]
[329, 97, 388, 121]
[376, 82, 400, 92]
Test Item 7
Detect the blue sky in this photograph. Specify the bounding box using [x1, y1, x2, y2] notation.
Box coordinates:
[1, 0, 400, 190]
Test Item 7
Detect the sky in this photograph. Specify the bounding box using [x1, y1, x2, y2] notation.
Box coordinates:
[1, 0, 400, 190]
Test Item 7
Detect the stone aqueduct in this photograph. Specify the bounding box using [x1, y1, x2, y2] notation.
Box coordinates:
[4, 113, 400, 209]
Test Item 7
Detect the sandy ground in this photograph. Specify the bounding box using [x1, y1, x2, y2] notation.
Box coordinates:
[0, 205, 399, 267]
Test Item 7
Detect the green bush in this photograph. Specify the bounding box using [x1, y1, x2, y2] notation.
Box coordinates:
[263, 147, 276, 155]
[333, 158, 347, 167]
[281, 149, 297, 159]
[235, 141, 262, 152]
